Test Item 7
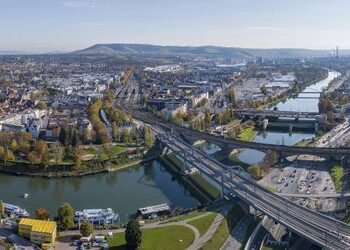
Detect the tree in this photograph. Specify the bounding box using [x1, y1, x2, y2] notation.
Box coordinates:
[112, 122, 119, 142]
[9, 139, 18, 150]
[263, 150, 278, 168]
[57, 203, 75, 231]
[125, 220, 142, 250]
[121, 130, 130, 143]
[226, 87, 236, 107]
[34, 140, 49, 164]
[144, 126, 154, 148]
[247, 165, 261, 180]
[0, 200, 4, 218]
[80, 221, 93, 237]
[327, 111, 335, 123]
[18, 142, 31, 154]
[260, 85, 267, 96]
[59, 127, 67, 145]
[27, 151, 39, 164]
[36, 101, 47, 110]
[3, 148, 14, 164]
[35, 207, 50, 220]
[71, 130, 80, 147]
[73, 147, 83, 169]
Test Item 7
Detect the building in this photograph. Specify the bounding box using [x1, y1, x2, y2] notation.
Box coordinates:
[27, 118, 42, 139]
[18, 218, 57, 249]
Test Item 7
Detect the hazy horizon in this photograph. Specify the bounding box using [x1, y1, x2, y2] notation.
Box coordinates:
[1, 0, 350, 52]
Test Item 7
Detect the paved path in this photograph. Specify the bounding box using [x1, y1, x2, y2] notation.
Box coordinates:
[221, 215, 254, 250]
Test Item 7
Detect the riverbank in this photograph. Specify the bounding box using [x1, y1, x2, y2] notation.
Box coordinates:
[159, 153, 220, 204]
[0, 155, 159, 178]
[0, 144, 162, 178]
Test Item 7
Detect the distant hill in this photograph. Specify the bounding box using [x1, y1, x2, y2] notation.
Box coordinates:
[74, 43, 338, 59]
[0, 50, 31, 55]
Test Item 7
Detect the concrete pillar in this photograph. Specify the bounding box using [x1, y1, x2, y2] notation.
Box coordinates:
[221, 172, 225, 198]
[341, 156, 347, 167]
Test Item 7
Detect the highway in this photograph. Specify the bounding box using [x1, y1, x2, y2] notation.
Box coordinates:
[152, 126, 350, 249]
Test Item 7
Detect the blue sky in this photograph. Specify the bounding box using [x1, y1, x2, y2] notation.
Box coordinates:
[0, 0, 349, 52]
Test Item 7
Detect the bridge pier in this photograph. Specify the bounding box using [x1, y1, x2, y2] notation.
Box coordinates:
[341, 156, 348, 167]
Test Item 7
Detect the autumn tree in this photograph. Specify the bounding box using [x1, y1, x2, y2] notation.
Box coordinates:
[73, 147, 83, 169]
[144, 126, 154, 148]
[35, 207, 50, 220]
[263, 150, 278, 168]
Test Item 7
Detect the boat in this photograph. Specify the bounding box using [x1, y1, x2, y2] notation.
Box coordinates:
[137, 203, 171, 219]
[74, 208, 118, 224]
[20, 193, 29, 199]
[4, 203, 30, 217]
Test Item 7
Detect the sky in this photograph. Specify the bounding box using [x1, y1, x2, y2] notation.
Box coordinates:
[0, 0, 350, 52]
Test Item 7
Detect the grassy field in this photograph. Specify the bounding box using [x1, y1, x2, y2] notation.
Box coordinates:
[238, 127, 257, 141]
[201, 218, 230, 250]
[201, 203, 245, 249]
[108, 225, 194, 250]
[187, 212, 217, 236]
[294, 137, 315, 147]
[167, 210, 208, 223]
[331, 165, 344, 192]
[264, 185, 278, 193]
[83, 144, 128, 159]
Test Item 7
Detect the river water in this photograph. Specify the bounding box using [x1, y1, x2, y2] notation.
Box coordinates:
[0, 160, 200, 221]
[237, 71, 338, 165]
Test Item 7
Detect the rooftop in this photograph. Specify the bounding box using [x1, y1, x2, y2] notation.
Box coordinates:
[19, 218, 56, 234]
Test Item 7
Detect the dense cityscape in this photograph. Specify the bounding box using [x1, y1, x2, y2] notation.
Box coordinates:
[2, 1, 350, 250]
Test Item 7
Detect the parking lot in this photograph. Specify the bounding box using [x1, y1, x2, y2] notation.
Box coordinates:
[259, 158, 337, 212]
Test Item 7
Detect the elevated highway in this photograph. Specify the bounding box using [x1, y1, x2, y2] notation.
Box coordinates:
[153, 126, 350, 249]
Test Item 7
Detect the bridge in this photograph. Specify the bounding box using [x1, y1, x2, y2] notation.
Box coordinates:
[278, 192, 350, 198]
[128, 109, 350, 158]
[153, 126, 350, 249]
[234, 109, 319, 119]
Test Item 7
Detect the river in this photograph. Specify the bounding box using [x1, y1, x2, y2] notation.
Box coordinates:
[237, 71, 339, 165]
[0, 160, 200, 221]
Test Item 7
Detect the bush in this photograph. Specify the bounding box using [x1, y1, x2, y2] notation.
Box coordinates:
[248, 165, 261, 180]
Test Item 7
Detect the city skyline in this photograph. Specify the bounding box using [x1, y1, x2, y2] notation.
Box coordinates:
[1, 0, 350, 52]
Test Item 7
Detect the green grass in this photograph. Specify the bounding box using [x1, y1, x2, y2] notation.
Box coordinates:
[238, 127, 257, 141]
[294, 137, 315, 147]
[108, 225, 195, 250]
[265, 185, 278, 193]
[201, 218, 230, 250]
[187, 213, 217, 236]
[168, 210, 207, 222]
[331, 165, 344, 192]
[201, 204, 245, 250]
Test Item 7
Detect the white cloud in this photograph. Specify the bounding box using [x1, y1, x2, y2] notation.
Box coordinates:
[61, 0, 96, 8]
